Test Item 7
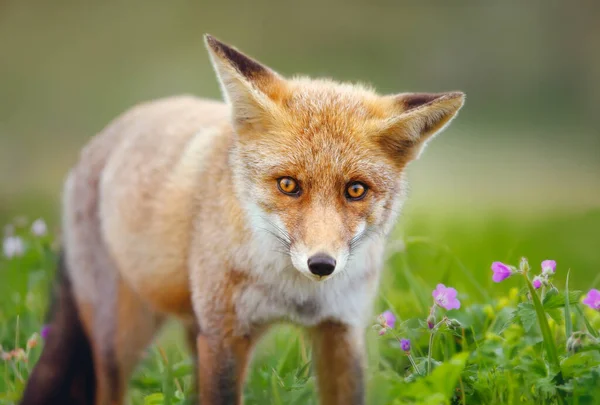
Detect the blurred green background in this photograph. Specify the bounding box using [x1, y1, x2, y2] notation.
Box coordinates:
[1, 1, 599, 290]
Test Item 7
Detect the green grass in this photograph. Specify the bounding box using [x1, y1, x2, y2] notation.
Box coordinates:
[1, 210, 600, 404]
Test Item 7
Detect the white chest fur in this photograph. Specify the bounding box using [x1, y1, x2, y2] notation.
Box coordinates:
[232, 230, 384, 332]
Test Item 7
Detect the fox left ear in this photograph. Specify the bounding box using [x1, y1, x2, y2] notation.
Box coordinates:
[377, 92, 465, 161]
[204, 34, 285, 133]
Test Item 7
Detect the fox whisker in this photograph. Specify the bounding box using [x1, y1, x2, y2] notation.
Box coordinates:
[348, 227, 381, 262]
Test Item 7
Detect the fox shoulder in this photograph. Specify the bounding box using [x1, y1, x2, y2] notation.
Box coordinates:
[64, 95, 232, 315]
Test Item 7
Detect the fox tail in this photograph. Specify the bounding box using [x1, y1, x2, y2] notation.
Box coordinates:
[20, 250, 96, 405]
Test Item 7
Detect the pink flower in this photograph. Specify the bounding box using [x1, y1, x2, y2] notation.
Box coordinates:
[541, 260, 556, 275]
[381, 310, 396, 329]
[432, 284, 461, 310]
[491, 262, 513, 282]
[40, 325, 50, 340]
[582, 289, 600, 310]
[400, 338, 411, 352]
[532, 276, 543, 289]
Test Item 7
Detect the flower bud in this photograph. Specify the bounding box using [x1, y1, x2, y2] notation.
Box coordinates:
[446, 318, 463, 330]
[566, 335, 583, 353]
[548, 286, 559, 296]
[427, 314, 436, 330]
[519, 257, 530, 273]
[541, 260, 556, 276]
[12, 348, 26, 362]
[27, 335, 38, 350]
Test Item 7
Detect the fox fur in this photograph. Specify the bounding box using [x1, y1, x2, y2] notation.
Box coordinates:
[21, 35, 464, 405]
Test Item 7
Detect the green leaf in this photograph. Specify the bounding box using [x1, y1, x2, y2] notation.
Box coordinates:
[171, 361, 194, 378]
[144, 393, 165, 405]
[400, 352, 469, 402]
[578, 344, 600, 353]
[130, 374, 162, 389]
[533, 375, 558, 398]
[547, 308, 563, 324]
[514, 302, 537, 332]
[543, 290, 583, 310]
[561, 352, 600, 378]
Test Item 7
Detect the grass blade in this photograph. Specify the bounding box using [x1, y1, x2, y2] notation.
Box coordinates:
[405, 237, 490, 301]
[574, 305, 600, 339]
[524, 275, 561, 373]
[524, 275, 567, 405]
[565, 270, 573, 339]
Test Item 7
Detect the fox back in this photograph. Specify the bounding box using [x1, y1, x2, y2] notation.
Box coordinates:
[21, 35, 464, 405]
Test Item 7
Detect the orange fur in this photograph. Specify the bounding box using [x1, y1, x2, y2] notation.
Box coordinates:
[312, 322, 366, 405]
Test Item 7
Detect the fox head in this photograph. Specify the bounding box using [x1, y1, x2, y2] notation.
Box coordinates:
[205, 35, 464, 281]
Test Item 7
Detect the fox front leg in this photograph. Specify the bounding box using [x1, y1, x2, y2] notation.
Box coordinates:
[312, 321, 366, 405]
[196, 333, 255, 405]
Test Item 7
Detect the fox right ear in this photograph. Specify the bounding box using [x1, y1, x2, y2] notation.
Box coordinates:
[376, 92, 465, 162]
[204, 35, 284, 132]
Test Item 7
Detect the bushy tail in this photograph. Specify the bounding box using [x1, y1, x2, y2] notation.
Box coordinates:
[20, 251, 96, 405]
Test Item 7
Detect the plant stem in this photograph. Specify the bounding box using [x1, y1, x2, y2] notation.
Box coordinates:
[541, 286, 546, 301]
[427, 332, 435, 375]
[407, 353, 420, 375]
[388, 329, 424, 376]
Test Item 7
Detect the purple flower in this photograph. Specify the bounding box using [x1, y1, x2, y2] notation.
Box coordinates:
[582, 289, 600, 310]
[381, 310, 396, 329]
[541, 260, 556, 275]
[40, 325, 50, 340]
[432, 284, 461, 310]
[532, 277, 542, 289]
[400, 338, 411, 352]
[491, 262, 513, 283]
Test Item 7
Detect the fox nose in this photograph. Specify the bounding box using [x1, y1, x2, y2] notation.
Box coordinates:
[307, 253, 336, 277]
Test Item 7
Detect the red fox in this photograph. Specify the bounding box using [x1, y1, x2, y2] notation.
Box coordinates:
[21, 35, 464, 405]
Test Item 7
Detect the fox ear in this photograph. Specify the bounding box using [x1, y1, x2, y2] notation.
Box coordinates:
[204, 34, 283, 131]
[377, 92, 465, 161]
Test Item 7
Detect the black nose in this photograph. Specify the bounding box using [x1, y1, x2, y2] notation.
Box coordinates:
[307, 253, 336, 276]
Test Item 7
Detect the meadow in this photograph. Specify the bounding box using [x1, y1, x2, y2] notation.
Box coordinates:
[1, 208, 599, 405]
[1, 3, 599, 404]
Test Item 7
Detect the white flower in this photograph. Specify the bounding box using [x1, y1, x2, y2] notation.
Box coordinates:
[31, 218, 47, 237]
[3, 236, 25, 258]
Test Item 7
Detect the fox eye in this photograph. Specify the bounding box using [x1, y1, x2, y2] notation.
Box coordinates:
[277, 177, 300, 196]
[345, 182, 368, 201]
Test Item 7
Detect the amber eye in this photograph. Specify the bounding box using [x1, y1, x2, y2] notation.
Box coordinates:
[346, 182, 368, 200]
[277, 177, 300, 196]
